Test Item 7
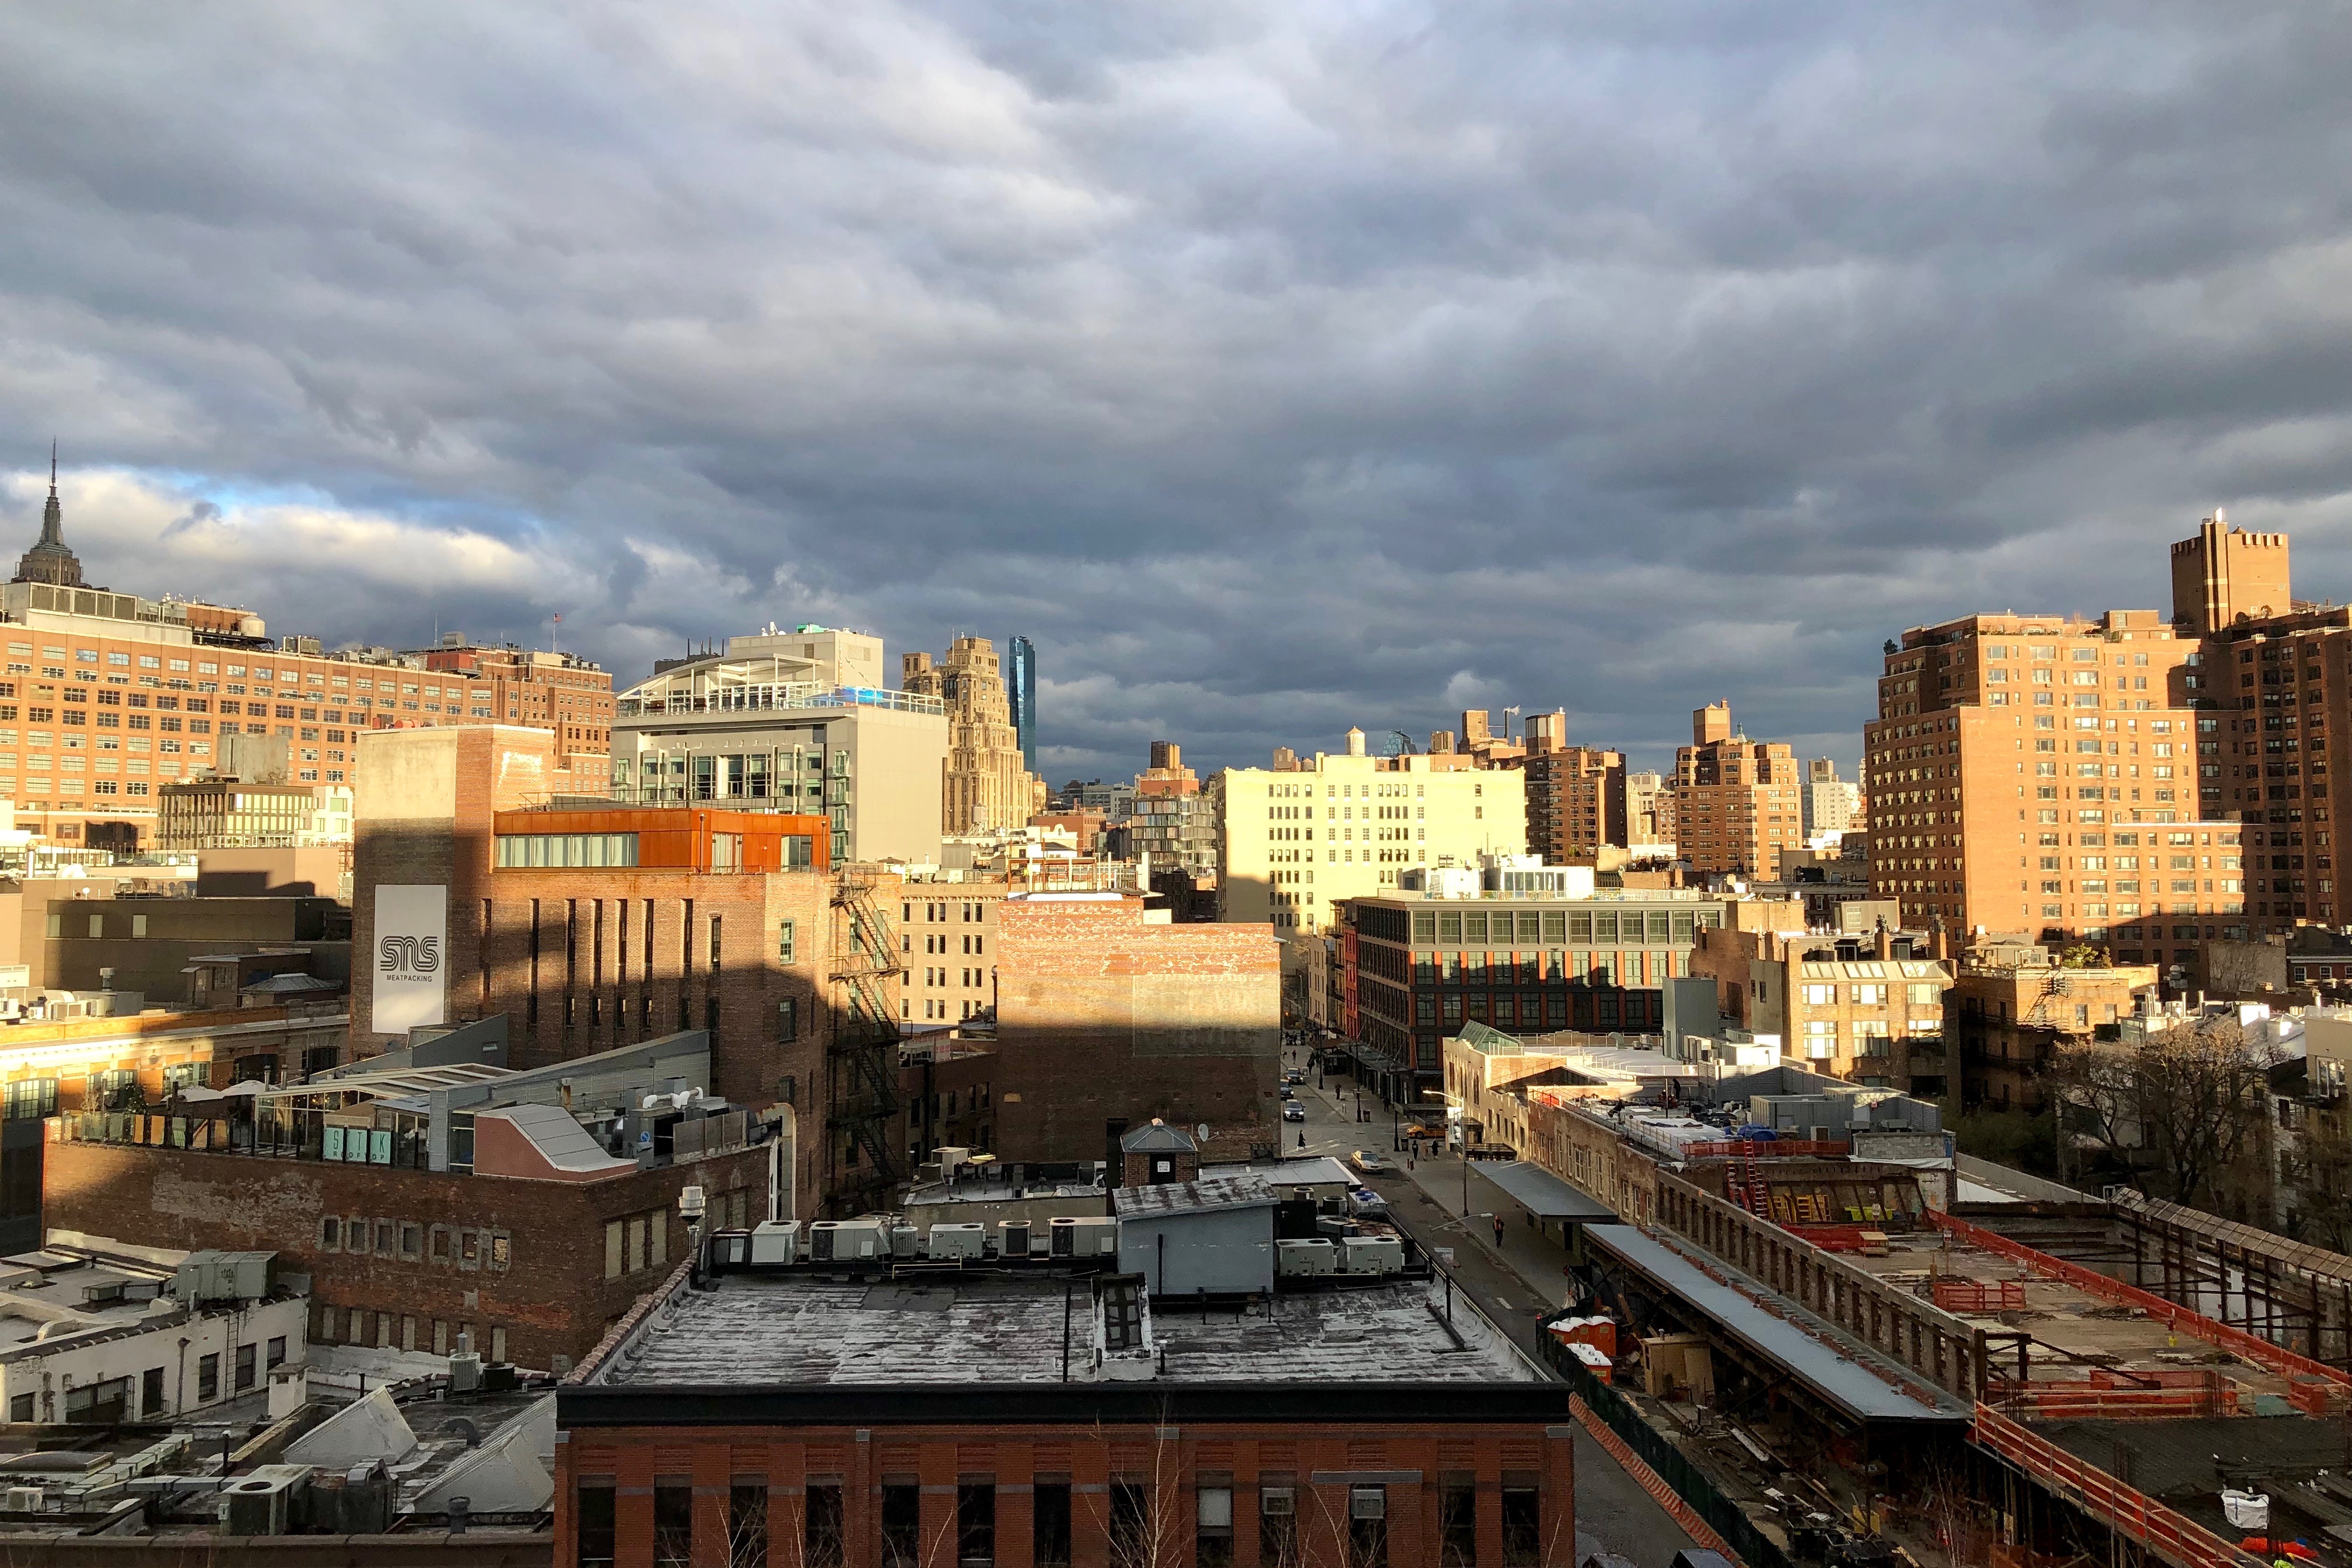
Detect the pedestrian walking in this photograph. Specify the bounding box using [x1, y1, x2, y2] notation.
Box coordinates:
[1492, 1214, 1505, 1250]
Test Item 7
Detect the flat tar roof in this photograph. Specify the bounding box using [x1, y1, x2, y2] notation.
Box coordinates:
[592, 1273, 1539, 1388]
[1586, 1224, 1969, 1426]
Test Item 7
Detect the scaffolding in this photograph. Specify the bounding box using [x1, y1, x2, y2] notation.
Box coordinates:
[826, 867, 903, 1214]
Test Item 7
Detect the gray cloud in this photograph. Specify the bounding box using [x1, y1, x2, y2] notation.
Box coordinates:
[1, 0, 2348, 783]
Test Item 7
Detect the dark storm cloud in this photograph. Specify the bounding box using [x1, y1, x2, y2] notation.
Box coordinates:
[2, 0, 2349, 780]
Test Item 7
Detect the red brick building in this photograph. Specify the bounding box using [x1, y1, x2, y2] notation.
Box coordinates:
[991, 895, 1282, 1163]
[556, 1250, 1572, 1568]
[418, 640, 615, 796]
[43, 1130, 763, 1373]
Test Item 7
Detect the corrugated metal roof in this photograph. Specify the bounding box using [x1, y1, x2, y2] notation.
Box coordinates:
[1583, 1224, 1969, 1425]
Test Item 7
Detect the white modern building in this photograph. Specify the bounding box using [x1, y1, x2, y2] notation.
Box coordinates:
[610, 628, 949, 864]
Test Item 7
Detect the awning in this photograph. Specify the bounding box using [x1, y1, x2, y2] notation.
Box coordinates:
[1469, 1161, 1618, 1222]
[1584, 1224, 1971, 1426]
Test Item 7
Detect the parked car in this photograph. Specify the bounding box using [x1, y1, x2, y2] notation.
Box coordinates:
[1285, 1070, 1306, 1085]
[1350, 1150, 1396, 1174]
[1283, 1102, 1307, 1122]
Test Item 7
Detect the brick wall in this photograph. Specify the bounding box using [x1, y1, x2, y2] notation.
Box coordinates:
[43, 1139, 766, 1370]
[992, 899, 1280, 1162]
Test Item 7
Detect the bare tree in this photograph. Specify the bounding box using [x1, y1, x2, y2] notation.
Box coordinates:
[2046, 1018, 2281, 1210]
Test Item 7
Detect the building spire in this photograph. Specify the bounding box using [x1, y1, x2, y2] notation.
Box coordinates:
[15, 440, 84, 587]
[41, 440, 61, 545]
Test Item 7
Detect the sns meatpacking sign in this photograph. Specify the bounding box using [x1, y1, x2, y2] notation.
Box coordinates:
[372, 884, 448, 1035]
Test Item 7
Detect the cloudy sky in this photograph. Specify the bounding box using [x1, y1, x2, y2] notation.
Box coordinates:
[3, 3, 2349, 781]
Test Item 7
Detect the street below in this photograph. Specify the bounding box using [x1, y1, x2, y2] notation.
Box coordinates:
[1282, 1044, 1699, 1568]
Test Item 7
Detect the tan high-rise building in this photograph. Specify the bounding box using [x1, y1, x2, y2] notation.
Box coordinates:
[1864, 598, 2246, 968]
[1673, 704, 1801, 875]
[2171, 513, 2292, 636]
[901, 636, 1040, 835]
[1524, 745, 1624, 862]
[2171, 514, 2352, 933]
[1623, 771, 1676, 849]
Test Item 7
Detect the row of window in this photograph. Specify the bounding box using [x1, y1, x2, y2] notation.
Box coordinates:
[316, 1304, 503, 1361]
[316, 1215, 513, 1269]
[1406, 908, 1713, 945]
[578, 1476, 1545, 1568]
[7, 1338, 288, 1424]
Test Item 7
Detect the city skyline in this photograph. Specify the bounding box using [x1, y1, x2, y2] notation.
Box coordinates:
[5, 7, 2348, 782]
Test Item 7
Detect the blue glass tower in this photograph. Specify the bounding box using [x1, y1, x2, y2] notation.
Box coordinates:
[1007, 635, 1038, 777]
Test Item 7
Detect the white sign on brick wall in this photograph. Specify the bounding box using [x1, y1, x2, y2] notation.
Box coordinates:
[372, 884, 447, 1036]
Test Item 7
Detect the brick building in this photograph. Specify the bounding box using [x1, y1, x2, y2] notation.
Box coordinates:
[990, 894, 1281, 1163]
[1340, 888, 1729, 1098]
[1674, 703, 1803, 876]
[417, 640, 614, 796]
[1522, 744, 1625, 863]
[556, 1219, 1570, 1568]
[351, 724, 881, 1210]
[42, 1034, 766, 1371]
[1948, 950, 2160, 1114]
[0, 481, 598, 846]
[1689, 922, 1951, 1084]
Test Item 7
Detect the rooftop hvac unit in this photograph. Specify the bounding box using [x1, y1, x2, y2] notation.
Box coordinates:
[749, 1220, 801, 1266]
[927, 1223, 986, 1260]
[221, 1466, 310, 1536]
[1048, 1217, 1117, 1258]
[1276, 1238, 1336, 1278]
[3, 1488, 40, 1513]
[810, 1220, 887, 1262]
[174, 1251, 272, 1304]
[1339, 1237, 1405, 1276]
[891, 1223, 920, 1260]
[935, 1146, 971, 1173]
[1000, 1220, 1032, 1258]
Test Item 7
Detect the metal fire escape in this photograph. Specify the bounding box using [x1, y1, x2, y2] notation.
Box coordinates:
[827, 868, 903, 1215]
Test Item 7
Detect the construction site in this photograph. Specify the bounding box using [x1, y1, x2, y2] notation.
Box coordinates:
[1479, 1065, 2352, 1568]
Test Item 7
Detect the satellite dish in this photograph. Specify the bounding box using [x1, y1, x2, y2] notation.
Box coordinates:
[1195, 1124, 1210, 1143]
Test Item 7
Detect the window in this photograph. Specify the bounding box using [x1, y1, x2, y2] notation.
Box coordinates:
[1801, 984, 1835, 1005]
[1110, 1483, 1151, 1568]
[806, 1483, 846, 1568]
[1197, 1485, 1234, 1568]
[958, 1481, 996, 1568]
[883, 1482, 921, 1568]
[1033, 1482, 1072, 1568]
[1346, 1486, 1389, 1568]
[1440, 1479, 1476, 1568]
[1502, 1483, 1541, 1568]
[732, 1484, 770, 1568]
[654, 1480, 694, 1567]
[778, 918, 796, 964]
[1261, 1484, 1298, 1568]
[197, 1352, 220, 1402]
